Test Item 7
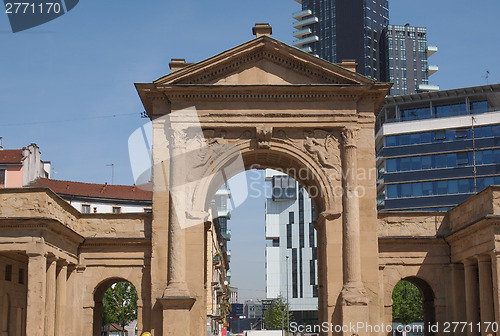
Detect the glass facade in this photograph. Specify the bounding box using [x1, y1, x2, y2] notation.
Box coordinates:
[294, 0, 388, 80]
[382, 25, 437, 96]
[376, 85, 500, 212]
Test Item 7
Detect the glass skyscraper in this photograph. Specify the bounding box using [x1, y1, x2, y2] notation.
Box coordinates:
[381, 24, 439, 95]
[292, 1, 439, 95]
[292, 0, 388, 80]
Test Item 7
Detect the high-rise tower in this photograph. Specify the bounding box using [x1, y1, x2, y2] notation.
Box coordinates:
[292, 0, 389, 80]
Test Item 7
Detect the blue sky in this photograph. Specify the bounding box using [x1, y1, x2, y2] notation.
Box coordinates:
[1, 0, 499, 301]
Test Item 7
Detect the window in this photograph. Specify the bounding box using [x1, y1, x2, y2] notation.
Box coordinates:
[448, 180, 458, 194]
[400, 157, 411, 171]
[447, 153, 457, 167]
[112, 206, 122, 214]
[494, 149, 500, 163]
[457, 152, 468, 165]
[18, 268, 25, 284]
[421, 156, 432, 169]
[437, 181, 447, 195]
[387, 185, 398, 199]
[411, 157, 421, 170]
[272, 176, 297, 200]
[483, 150, 493, 164]
[435, 154, 447, 168]
[420, 132, 432, 143]
[456, 128, 468, 138]
[387, 159, 397, 172]
[434, 130, 446, 141]
[0, 169, 5, 188]
[5, 265, 12, 281]
[458, 179, 471, 193]
[422, 182, 433, 196]
[401, 183, 412, 197]
[81, 204, 90, 214]
[412, 183, 422, 197]
[287, 224, 292, 249]
[399, 134, 410, 145]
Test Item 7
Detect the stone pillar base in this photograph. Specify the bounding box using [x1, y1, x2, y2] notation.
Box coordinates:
[341, 282, 369, 306]
[340, 283, 370, 336]
[158, 296, 196, 336]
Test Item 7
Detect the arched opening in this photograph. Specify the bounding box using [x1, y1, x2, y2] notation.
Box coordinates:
[93, 278, 138, 336]
[392, 277, 435, 336]
[207, 165, 323, 335]
[1, 294, 9, 336]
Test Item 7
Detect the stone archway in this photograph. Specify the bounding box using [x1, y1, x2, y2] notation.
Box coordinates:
[136, 26, 390, 336]
[93, 278, 139, 336]
[392, 277, 436, 336]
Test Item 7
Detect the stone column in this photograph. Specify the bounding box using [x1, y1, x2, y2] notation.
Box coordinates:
[477, 255, 495, 336]
[450, 263, 467, 322]
[163, 127, 190, 297]
[26, 253, 47, 336]
[340, 127, 368, 303]
[54, 262, 67, 336]
[463, 259, 480, 336]
[44, 257, 57, 336]
[340, 127, 369, 334]
[491, 252, 500, 335]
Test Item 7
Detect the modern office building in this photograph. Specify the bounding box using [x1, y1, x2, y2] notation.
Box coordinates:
[376, 83, 500, 211]
[264, 169, 318, 325]
[292, 0, 389, 80]
[381, 24, 439, 95]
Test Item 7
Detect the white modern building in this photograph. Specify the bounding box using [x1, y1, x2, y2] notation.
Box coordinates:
[29, 178, 152, 213]
[264, 169, 318, 325]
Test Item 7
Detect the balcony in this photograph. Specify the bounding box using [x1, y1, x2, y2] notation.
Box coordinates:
[300, 46, 312, 53]
[428, 65, 439, 76]
[292, 9, 312, 20]
[293, 28, 311, 38]
[427, 46, 438, 57]
[292, 16, 318, 30]
[221, 229, 231, 240]
[293, 35, 319, 47]
[417, 84, 440, 92]
[294, 0, 302, 3]
[218, 209, 231, 218]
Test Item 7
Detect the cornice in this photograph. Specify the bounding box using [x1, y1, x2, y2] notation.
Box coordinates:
[81, 237, 151, 248]
[0, 217, 84, 244]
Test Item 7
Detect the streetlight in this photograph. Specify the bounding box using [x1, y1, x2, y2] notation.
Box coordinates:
[280, 302, 285, 336]
[286, 255, 289, 336]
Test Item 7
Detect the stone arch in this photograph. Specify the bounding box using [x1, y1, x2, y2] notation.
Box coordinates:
[192, 137, 338, 218]
[390, 275, 436, 336]
[92, 277, 139, 336]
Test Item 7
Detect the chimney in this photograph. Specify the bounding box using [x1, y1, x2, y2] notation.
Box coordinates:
[0, 137, 3, 150]
[252, 23, 272, 38]
[337, 59, 358, 73]
[169, 59, 193, 73]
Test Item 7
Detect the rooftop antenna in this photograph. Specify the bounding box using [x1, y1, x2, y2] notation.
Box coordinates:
[106, 163, 115, 185]
[483, 70, 490, 85]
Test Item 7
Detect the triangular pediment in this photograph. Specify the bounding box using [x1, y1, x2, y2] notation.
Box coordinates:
[154, 36, 374, 86]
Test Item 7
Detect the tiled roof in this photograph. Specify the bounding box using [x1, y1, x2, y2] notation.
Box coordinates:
[29, 178, 152, 201]
[0, 150, 23, 164]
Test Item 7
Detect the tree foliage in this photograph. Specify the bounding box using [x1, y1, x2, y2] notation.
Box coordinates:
[264, 297, 294, 330]
[392, 280, 424, 325]
[103, 281, 138, 327]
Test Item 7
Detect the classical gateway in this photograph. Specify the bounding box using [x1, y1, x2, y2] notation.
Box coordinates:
[0, 25, 499, 336]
